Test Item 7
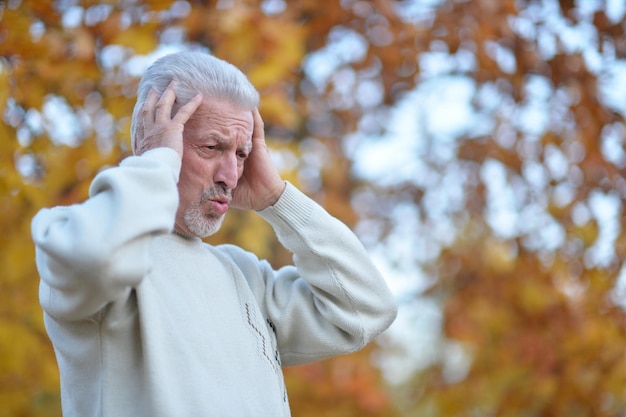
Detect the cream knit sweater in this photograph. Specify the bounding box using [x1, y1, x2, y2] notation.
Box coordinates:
[31, 147, 397, 417]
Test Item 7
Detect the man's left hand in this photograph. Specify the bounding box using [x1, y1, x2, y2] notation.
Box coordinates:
[231, 109, 286, 211]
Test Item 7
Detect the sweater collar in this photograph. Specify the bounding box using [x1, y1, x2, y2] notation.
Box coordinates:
[171, 230, 202, 243]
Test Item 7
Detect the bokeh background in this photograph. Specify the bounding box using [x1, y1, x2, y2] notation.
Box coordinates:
[2, 0, 626, 416]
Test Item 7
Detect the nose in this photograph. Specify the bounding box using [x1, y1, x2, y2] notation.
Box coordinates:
[213, 153, 239, 190]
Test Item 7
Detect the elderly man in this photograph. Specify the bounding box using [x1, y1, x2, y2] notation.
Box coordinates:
[31, 51, 397, 417]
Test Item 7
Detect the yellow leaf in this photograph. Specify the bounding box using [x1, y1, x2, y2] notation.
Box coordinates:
[110, 26, 158, 55]
[0, 69, 10, 115]
[259, 91, 300, 130]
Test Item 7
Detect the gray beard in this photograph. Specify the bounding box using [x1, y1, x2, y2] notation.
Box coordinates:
[183, 204, 225, 238]
[182, 186, 230, 238]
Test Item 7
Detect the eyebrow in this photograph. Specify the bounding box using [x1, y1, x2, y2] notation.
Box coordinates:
[199, 134, 252, 153]
[241, 142, 253, 153]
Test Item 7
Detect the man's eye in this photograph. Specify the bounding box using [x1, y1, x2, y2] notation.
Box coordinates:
[205, 145, 217, 151]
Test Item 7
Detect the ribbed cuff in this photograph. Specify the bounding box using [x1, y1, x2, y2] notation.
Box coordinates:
[257, 182, 314, 230]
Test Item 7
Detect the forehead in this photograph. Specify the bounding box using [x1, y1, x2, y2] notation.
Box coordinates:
[185, 99, 253, 140]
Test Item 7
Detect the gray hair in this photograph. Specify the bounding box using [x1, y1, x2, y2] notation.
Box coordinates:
[130, 51, 260, 152]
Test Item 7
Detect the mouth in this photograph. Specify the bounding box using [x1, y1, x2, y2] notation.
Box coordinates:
[200, 186, 232, 216]
[208, 197, 230, 215]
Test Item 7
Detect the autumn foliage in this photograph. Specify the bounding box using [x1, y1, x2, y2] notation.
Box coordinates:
[2, 0, 626, 416]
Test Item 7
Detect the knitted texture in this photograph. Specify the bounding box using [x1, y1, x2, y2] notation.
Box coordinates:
[32, 147, 397, 417]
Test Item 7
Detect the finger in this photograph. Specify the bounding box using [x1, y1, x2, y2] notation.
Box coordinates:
[142, 88, 159, 129]
[133, 108, 146, 155]
[155, 81, 177, 123]
[172, 93, 203, 125]
[252, 108, 265, 143]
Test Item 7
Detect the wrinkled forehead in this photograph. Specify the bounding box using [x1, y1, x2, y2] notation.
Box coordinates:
[185, 100, 254, 143]
[194, 99, 252, 124]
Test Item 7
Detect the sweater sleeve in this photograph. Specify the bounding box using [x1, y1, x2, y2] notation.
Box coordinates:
[31, 148, 181, 322]
[221, 182, 397, 366]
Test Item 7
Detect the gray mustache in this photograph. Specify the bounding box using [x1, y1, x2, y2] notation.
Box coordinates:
[201, 186, 231, 203]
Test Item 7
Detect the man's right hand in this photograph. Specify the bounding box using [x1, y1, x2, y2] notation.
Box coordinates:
[134, 81, 203, 158]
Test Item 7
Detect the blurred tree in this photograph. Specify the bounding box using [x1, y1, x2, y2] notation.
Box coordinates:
[355, 1, 626, 416]
[283, 343, 401, 417]
[0, 0, 416, 416]
[5, 0, 625, 416]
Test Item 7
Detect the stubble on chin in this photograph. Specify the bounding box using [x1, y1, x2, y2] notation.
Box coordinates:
[182, 186, 230, 238]
[183, 203, 226, 238]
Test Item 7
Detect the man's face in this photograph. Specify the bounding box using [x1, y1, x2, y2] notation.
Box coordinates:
[175, 98, 253, 237]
